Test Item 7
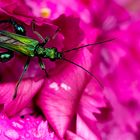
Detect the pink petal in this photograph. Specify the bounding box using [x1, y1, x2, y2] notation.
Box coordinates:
[76, 114, 101, 140]
[78, 79, 106, 122]
[0, 78, 44, 117]
[37, 48, 94, 138]
[65, 130, 85, 140]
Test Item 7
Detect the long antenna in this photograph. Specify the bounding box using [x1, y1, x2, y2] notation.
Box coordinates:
[62, 38, 115, 53]
[62, 57, 103, 89]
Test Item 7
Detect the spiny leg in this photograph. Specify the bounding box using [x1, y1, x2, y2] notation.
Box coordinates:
[31, 20, 50, 44]
[0, 19, 11, 25]
[38, 57, 49, 77]
[32, 20, 60, 45]
[51, 28, 60, 40]
[0, 19, 25, 35]
[31, 20, 45, 42]
[44, 27, 60, 43]
[13, 57, 30, 99]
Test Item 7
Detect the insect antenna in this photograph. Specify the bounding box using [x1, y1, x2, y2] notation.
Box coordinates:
[61, 57, 103, 89]
[62, 38, 115, 53]
[60, 38, 115, 88]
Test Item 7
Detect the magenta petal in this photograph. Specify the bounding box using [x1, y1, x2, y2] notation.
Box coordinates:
[65, 130, 85, 140]
[37, 48, 93, 138]
[53, 14, 84, 50]
[78, 79, 106, 121]
[0, 78, 44, 117]
[0, 0, 34, 23]
[76, 114, 101, 140]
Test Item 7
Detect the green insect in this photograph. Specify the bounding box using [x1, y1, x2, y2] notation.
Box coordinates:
[0, 19, 114, 99]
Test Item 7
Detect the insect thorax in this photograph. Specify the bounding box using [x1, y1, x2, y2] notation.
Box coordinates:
[35, 46, 62, 61]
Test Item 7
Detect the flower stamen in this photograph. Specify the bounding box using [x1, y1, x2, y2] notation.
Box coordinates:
[40, 7, 51, 18]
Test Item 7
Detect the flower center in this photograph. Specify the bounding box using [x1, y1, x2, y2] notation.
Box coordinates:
[40, 7, 51, 18]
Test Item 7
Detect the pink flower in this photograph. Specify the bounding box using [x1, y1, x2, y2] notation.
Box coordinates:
[0, 1, 100, 139]
[25, 0, 92, 20]
[0, 0, 139, 140]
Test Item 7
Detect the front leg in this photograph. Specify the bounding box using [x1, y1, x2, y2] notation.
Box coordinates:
[31, 20, 45, 42]
[13, 57, 30, 99]
[38, 57, 49, 77]
[32, 20, 60, 46]
[44, 28, 60, 44]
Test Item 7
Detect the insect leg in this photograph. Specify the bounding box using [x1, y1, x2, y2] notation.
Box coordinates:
[13, 57, 30, 99]
[0, 50, 14, 62]
[31, 20, 60, 45]
[0, 19, 11, 24]
[51, 28, 60, 39]
[0, 19, 25, 35]
[31, 20, 45, 42]
[38, 57, 49, 77]
[44, 28, 60, 43]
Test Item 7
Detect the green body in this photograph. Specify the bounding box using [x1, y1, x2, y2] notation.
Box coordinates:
[0, 22, 62, 99]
